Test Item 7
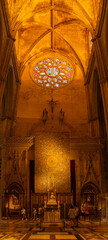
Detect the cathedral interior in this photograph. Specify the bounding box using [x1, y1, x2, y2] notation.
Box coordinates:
[0, 0, 108, 239]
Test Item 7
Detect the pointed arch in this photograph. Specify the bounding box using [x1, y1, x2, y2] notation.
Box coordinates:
[6, 182, 24, 194]
[81, 181, 100, 196]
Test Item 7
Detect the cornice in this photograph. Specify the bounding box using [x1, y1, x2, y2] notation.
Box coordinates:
[0, 136, 106, 150]
[69, 137, 105, 150]
[70, 142, 103, 151]
[0, 137, 34, 150]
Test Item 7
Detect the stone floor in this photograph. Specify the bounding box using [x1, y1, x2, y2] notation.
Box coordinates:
[0, 219, 108, 240]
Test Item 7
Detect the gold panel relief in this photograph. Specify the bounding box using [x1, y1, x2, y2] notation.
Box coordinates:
[47, 156, 58, 167]
[35, 133, 70, 193]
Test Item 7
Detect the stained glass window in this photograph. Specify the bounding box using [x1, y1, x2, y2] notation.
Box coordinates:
[32, 58, 73, 88]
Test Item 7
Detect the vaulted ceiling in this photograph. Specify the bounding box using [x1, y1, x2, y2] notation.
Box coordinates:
[5, 0, 101, 134]
[7, 0, 100, 74]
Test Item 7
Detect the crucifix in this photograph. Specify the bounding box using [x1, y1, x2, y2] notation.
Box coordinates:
[47, 98, 58, 113]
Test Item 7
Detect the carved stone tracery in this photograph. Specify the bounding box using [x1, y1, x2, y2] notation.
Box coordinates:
[79, 151, 101, 191]
[5, 150, 25, 188]
[4, 136, 33, 191]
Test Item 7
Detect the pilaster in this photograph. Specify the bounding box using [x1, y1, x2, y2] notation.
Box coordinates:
[1, 144, 7, 218]
[10, 80, 21, 136]
[25, 150, 30, 217]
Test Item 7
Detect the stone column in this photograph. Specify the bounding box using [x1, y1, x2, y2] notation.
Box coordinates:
[26, 150, 30, 218]
[0, 147, 2, 219]
[106, 139, 108, 192]
[93, 39, 108, 133]
[0, 144, 6, 219]
[106, 197, 108, 221]
[10, 81, 21, 136]
[0, 36, 15, 109]
[0, 177, 1, 219]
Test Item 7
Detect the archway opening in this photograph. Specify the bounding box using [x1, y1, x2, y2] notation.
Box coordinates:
[4, 182, 24, 218]
[81, 182, 100, 219]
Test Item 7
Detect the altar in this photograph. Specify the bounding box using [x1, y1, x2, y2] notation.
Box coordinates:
[44, 186, 61, 223]
[44, 207, 60, 222]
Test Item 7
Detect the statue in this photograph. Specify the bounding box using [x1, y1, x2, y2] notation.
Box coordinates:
[59, 108, 64, 124]
[47, 98, 58, 113]
[50, 192, 55, 199]
[47, 187, 57, 206]
[42, 108, 48, 123]
[44, 180, 60, 223]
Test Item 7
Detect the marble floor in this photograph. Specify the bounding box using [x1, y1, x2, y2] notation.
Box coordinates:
[0, 219, 108, 240]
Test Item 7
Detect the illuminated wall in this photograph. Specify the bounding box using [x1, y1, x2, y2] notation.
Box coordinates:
[35, 132, 71, 193]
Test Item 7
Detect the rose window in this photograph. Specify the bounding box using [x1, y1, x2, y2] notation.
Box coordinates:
[32, 58, 73, 88]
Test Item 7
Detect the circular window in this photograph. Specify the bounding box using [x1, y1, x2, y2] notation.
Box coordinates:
[32, 57, 74, 89]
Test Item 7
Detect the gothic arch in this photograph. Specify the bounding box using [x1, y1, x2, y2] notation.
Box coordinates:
[81, 182, 100, 195]
[4, 182, 24, 217]
[80, 182, 100, 207]
[6, 182, 24, 194]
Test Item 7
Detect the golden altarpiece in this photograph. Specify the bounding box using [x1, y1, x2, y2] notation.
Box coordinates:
[1, 135, 104, 221]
